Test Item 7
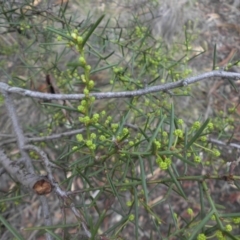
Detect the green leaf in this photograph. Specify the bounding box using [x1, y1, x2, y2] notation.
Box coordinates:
[147, 112, 165, 151]
[0, 214, 25, 240]
[23, 223, 78, 231]
[0, 194, 29, 203]
[186, 119, 209, 149]
[46, 27, 72, 41]
[82, 15, 105, 47]
[138, 155, 148, 203]
[188, 209, 215, 240]
[167, 167, 187, 199]
[212, 44, 217, 70]
[168, 103, 175, 150]
[45, 229, 62, 240]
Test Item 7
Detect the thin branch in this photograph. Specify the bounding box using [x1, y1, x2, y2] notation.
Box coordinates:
[0, 138, 17, 146]
[0, 167, 5, 176]
[2, 91, 34, 173]
[0, 128, 86, 146]
[23, 145, 55, 183]
[0, 70, 239, 100]
[0, 148, 43, 191]
[0, 133, 15, 138]
[23, 144, 68, 197]
[22, 145, 91, 236]
[39, 196, 53, 240]
[26, 128, 86, 143]
[2, 92, 26, 149]
[70, 203, 91, 238]
[208, 138, 240, 150]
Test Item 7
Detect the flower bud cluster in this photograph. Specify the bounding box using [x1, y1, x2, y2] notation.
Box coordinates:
[156, 156, 172, 170]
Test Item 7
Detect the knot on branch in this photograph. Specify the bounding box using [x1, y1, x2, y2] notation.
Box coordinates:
[32, 177, 53, 195]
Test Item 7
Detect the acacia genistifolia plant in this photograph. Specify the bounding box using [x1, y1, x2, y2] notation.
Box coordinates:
[1, 1, 240, 240]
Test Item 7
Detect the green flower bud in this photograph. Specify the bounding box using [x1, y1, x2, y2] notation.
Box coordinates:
[76, 134, 83, 142]
[197, 233, 206, 240]
[83, 88, 89, 95]
[88, 80, 95, 89]
[225, 224, 232, 232]
[71, 32, 77, 39]
[99, 135, 106, 141]
[90, 133, 96, 139]
[194, 156, 201, 163]
[77, 36, 83, 44]
[159, 161, 168, 170]
[79, 56, 86, 65]
[128, 214, 135, 221]
[187, 208, 193, 216]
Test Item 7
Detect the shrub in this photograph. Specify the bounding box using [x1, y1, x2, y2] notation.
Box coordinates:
[0, 1, 240, 239]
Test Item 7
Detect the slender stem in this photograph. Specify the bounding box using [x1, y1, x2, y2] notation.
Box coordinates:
[0, 70, 240, 100]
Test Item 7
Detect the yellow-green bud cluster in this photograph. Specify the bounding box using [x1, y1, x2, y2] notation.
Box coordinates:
[228, 107, 235, 114]
[174, 129, 183, 138]
[211, 214, 216, 221]
[75, 133, 96, 150]
[128, 214, 135, 221]
[200, 136, 207, 142]
[116, 128, 129, 142]
[153, 140, 161, 149]
[215, 230, 224, 239]
[194, 155, 201, 163]
[99, 135, 106, 141]
[197, 233, 206, 240]
[79, 56, 86, 66]
[187, 208, 193, 216]
[126, 201, 132, 207]
[128, 141, 134, 146]
[207, 122, 214, 130]
[134, 26, 147, 38]
[225, 224, 232, 232]
[156, 157, 172, 170]
[232, 217, 240, 224]
[111, 123, 119, 132]
[20, 22, 30, 31]
[105, 116, 112, 125]
[177, 119, 184, 125]
[113, 67, 123, 74]
[79, 113, 99, 125]
[212, 149, 220, 157]
[192, 121, 201, 130]
[162, 131, 168, 138]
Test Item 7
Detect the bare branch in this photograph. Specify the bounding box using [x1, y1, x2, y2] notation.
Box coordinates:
[0, 128, 86, 146]
[2, 91, 34, 173]
[209, 138, 240, 150]
[2, 92, 26, 149]
[0, 148, 49, 193]
[23, 145, 55, 183]
[0, 70, 240, 100]
[23, 145, 69, 198]
[39, 196, 53, 240]
[70, 203, 91, 238]
[26, 128, 86, 143]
